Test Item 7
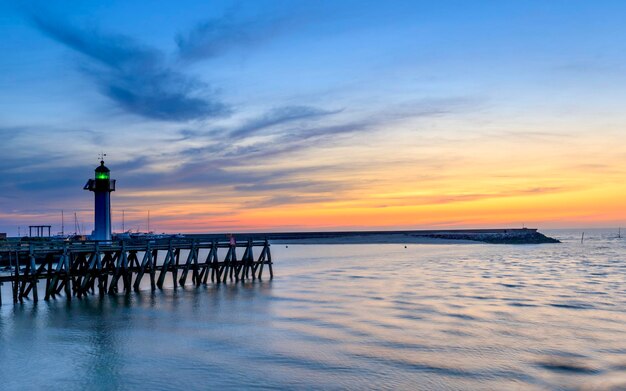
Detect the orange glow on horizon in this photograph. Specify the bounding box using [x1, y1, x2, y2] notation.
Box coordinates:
[8, 122, 626, 234]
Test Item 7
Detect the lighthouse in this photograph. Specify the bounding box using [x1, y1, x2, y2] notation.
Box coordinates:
[84, 159, 116, 241]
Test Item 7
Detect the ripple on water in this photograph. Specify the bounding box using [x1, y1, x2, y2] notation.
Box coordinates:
[499, 283, 524, 288]
[579, 378, 626, 391]
[549, 302, 596, 310]
[441, 328, 475, 337]
[445, 313, 478, 321]
[395, 313, 424, 321]
[508, 302, 538, 307]
[535, 356, 600, 374]
[348, 351, 535, 383]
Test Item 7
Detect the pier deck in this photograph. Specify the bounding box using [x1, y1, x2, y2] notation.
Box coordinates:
[0, 238, 273, 305]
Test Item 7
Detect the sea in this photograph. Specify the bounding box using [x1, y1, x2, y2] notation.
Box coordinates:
[0, 229, 624, 390]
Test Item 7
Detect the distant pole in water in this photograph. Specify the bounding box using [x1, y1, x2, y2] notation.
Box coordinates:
[581, 232, 585, 243]
[61, 210, 64, 236]
[619, 228, 621, 239]
[147, 210, 150, 232]
[122, 210, 125, 232]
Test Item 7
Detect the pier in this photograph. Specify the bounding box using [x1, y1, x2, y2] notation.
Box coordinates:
[0, 238, 273, 305]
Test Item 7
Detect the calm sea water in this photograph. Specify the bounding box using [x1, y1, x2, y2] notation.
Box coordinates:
[0, 229, 625, 390]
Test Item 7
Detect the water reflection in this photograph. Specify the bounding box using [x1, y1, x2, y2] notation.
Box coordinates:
[0, 230, 625, 390]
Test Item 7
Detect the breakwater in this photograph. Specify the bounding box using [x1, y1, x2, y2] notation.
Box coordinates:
[189, 228, 559, 245]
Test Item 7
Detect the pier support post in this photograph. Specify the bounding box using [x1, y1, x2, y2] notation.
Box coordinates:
[179, 241, 197, 286]
[13, 251, 20, 303]
[157, 244, 173, 289]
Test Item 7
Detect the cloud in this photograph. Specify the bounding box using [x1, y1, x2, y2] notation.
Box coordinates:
[28, 14, 229, 121]
[175, 10, 285, 61]
[374, 187, 572, 207]
[171, 119, 367, 169]
[8, 9, 485, 229]
[0, 93, 475, 221]
[248, 194, 340, 208]
[155, 97, 474, 193]
[233, 179, 341, 192]
[230, 106, 343, 138]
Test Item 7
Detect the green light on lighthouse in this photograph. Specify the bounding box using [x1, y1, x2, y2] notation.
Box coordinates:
[96, 171, 109, 180]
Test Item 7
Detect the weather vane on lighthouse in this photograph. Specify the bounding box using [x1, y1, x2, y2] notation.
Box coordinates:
[84, 154, 116, 240]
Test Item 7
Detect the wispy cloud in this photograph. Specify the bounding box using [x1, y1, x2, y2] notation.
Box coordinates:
[369, 187, 573, 208]
[230, 106, 343, 138]
[175, 10, 286, 61]
[248, 194, 341, 208]
[148, 98, 474, 195]
[28, 14, 229, 121]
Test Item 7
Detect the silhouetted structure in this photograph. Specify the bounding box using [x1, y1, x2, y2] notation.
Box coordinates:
[84, 160, 116, 241]
[28, 225, 51, 237]
[0, 238, 272, 305]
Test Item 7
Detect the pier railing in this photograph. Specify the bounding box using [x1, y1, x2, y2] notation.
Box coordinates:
[0, 238, 273, 305]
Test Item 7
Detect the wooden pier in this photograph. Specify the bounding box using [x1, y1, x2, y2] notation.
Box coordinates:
[0, 238, 273, 305]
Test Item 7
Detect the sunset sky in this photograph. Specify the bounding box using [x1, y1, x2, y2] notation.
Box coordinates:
[1, 1, 625, 234]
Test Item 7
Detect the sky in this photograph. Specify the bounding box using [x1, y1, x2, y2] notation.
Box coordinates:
[1, 0, 625, 235]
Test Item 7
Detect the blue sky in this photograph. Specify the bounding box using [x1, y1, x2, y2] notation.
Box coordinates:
[1, 1, 626, 234]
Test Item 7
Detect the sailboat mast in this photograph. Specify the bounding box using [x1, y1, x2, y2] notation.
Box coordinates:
[61, 210, 65, 236]
[74, 212, 81, 235]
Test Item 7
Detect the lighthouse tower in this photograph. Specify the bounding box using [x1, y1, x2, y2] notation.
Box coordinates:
[84, 159, 116, 241]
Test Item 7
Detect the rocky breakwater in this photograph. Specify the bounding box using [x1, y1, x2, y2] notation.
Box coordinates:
[419, 228, 559, 244]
